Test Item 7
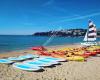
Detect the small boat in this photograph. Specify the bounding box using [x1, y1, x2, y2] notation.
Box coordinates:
[84, 51, 97, 56]
[8, 54, 39, 61]
[34, 58, 60, 65]
[24, 60, 53, 67]
[81, 20, 98, 46]
[40, 56, 67, 62]
[31, 46, 46, 51]
[51, 53, 66, 59]
[94, 49, 100, 54]
[36, 51, 51, 56]
[0, 59, 14, 64]
[80, 54, 90, 58]
[13, 63, 42, 71]
[65, 56, 85, 61]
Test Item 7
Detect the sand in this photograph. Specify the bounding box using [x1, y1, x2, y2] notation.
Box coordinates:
[0, 44, 100, 80]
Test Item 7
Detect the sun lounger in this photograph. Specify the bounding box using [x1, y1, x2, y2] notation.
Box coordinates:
[0, 59, 14, 64]
[12, 63, 42, 71]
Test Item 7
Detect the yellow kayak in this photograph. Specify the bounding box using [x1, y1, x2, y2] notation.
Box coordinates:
[51, 54, 85, 61]
[65, 56, 85, 61]
[73, 51, 84, 55]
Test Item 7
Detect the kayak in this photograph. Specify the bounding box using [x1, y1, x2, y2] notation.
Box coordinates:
[90, 52, 97, 56]
[84, 52, 97, 56]
[94, 49, 100, 54]
[65, 56, 85, 61]
[51, 53, 66, 59]
[80, 54, 90, 58]
[36, 51, 51, 56]
[73, 51, 84, 55]
[31, 46, 46, 51]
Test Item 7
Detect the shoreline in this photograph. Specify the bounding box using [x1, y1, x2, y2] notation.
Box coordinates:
[0, 41, 99, 54]
[0, 43, 81, 58]
[0, 44, 100, 80]
[0, 42, 99, 58]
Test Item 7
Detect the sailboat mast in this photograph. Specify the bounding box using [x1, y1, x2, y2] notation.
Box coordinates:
[87, 21, 89, 42]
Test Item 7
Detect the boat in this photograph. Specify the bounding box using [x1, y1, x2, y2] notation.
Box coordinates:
[0, 59, 14, 64]
[24, 60, 53, 67]
[34, 58, 60, 65]
[31, 46, 46, 51]
[8, 54, 39, 61]
[65, 56, 85, 61]
[40, 56, 67, 62]
[81, 20, 98, 46]
[12, 63, 42, 71]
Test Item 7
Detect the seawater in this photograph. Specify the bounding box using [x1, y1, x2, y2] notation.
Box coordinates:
[0, 35, 100, 53]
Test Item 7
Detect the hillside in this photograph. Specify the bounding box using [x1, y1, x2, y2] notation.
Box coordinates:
[33, 29, 100, 37]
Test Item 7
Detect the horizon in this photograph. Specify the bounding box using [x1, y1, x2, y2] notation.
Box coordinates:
[0, 28, 88, 35]
[0, 28, 100, 35]
[0, 0, 100, 35]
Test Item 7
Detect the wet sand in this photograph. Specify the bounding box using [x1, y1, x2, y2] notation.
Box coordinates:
[0, 44, 100, 80]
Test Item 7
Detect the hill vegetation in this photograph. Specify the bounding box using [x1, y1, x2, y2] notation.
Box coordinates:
[33, 29, 100, 37]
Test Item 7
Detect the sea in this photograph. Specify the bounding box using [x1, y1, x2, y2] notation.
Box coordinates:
[0, 35, 100, 53]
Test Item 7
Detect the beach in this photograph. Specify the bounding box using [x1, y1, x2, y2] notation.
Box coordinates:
[0, 44, 100, 80]
[0, 0, 100, 80]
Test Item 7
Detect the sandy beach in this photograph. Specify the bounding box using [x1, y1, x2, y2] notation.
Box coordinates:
[0, 44, 100, 80]
[0, 0, 100, 79]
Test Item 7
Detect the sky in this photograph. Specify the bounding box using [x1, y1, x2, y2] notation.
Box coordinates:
[0, 0, 100, 35]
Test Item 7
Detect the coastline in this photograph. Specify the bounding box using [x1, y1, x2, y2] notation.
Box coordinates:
[0, 44, 100, 80]
[0, 43, 81, 58]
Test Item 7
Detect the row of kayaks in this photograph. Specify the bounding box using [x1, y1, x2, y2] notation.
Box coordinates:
[0, 45, 100, 71]
[32, 46, 100, 61]
[0, 54, 66, 71]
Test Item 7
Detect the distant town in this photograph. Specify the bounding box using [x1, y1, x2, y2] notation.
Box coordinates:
[33, 29, 100, 37]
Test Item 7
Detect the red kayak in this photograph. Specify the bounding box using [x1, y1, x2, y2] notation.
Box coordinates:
[31, 46, 46, 51]
[80, 54, 90, 58]
[84, 51, 97, 56]
[94, 49, 100, 54]
[36, 51, 51, 56]
[90, 52, 97, 56]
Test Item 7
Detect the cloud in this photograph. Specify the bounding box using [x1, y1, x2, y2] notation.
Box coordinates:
[43, 12, 100, 46]
[54, 12, 100, 23]
[42, 0, 54, 6]
[58, 14, 81, 19]
[31, 10, 51, 17]
[53, 6, 67, 13]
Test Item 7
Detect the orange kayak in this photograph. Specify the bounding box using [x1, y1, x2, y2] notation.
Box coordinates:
[51, 53, 66, 59]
